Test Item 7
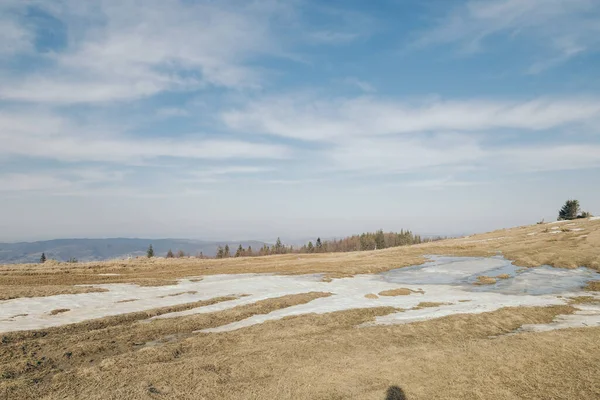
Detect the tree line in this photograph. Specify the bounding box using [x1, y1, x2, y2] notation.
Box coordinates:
[211, 229, 443, 259]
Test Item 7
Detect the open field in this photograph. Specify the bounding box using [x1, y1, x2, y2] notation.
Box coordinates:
[1, 218, 600, 399]
[1, 217, 599, 300]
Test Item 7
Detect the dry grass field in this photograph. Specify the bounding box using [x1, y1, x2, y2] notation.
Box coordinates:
[1, 218, 600, 399]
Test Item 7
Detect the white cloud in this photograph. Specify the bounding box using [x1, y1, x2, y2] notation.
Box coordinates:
[0, 0, 287, 103]
[0, 111, 292, 164]
[328, 134, 485, 173]
[223, 95, 600, 141]
[416, 0, 600, 71]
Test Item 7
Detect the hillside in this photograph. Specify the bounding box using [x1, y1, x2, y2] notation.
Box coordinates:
[0, 238, 268, 264]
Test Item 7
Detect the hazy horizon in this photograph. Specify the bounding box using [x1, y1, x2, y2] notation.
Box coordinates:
[1, 0, 599, 242]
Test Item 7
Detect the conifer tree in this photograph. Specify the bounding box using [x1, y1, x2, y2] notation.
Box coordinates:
[235, 244, 243, 257]
[558, 200, 580, 220]
[147, 244, 154, 258]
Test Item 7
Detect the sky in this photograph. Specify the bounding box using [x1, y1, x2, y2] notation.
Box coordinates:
[1, 0, 599, 242]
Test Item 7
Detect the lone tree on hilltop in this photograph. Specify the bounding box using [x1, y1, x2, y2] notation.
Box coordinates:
[558, 200, 580, 220]
[147, 244, 154, 258]
[40, 252, 46, 264]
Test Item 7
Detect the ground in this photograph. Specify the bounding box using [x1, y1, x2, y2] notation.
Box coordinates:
[1, 217, 600, 399]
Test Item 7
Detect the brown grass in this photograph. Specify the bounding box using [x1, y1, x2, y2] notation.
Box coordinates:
[585, 280, 600, 292]
[0, 285, 108, 301]
[474, 275, 497, 285]
[158, 291, 198, 298]
[415, 302, 449, 309]
[3, 303, 597, 399]
[379, 288, 413, 296]
[568, 296, 600, 305]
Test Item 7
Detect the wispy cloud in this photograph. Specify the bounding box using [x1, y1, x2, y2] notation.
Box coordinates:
[0, 111, 292, 164]
[223, 94, 600, 141]
[415, 0, 600, 71]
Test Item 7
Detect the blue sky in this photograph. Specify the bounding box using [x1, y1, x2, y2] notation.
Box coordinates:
[1, 0, 599, 242]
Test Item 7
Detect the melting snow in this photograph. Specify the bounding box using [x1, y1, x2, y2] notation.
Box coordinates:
[1, 256, 599, 334]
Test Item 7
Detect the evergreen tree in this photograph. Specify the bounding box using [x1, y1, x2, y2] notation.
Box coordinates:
[235, 244, 243, 257]
[147, 244, 154, 258]
[224, 244, 231, 258]
[166, 249, 174, 258]
[40, 252, 46, 263]
[558, 200, 580, 220]
[374, 229, 386, 250]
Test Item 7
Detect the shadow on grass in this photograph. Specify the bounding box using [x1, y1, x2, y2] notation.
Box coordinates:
[385, 385, 407, 400]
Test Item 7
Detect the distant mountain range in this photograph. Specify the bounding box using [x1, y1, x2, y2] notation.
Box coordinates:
[0, 238, 270, 264]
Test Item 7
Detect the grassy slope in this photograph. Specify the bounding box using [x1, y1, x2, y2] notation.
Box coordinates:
[1, 219, 600, 399]
[1, 217, 599, 300]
